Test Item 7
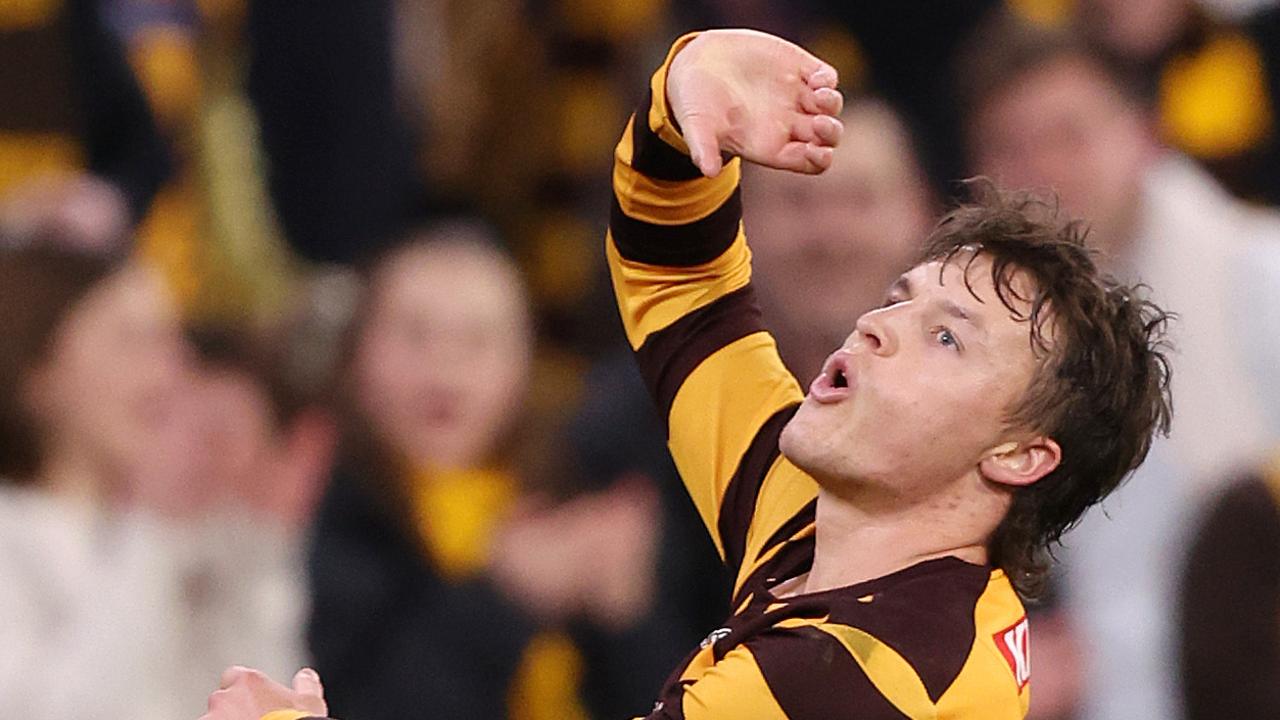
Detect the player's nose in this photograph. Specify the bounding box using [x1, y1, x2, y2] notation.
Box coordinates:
[852, 311, 897, 357]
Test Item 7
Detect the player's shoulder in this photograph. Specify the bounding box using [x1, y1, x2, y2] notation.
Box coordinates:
[747, 557, 1029, 718]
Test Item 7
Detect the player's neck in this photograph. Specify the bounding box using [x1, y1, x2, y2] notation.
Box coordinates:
[801, 486, 989, 595]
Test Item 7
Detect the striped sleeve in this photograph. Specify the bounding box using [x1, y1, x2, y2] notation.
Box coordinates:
[606, 34, 815, 572]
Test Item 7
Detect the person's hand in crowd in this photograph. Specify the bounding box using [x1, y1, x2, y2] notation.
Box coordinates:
[489, 478, 661, 629]
[666, 29, 843, 178]
[200, 667, 327, 720]
[0, 173, 130, 250]
[576, 476, 660, 630]
[489, 495, 594, 623]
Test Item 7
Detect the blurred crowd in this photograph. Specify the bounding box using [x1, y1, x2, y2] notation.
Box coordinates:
[0, 0, 1278, 719]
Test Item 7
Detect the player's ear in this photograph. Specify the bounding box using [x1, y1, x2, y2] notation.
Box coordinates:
[979, 436, 1061, 488]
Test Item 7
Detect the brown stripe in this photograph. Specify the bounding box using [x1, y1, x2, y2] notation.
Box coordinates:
[633, 285, 765, 422]
[749, 626, 911, 719]
[609, 187, 742, 267]
[824, 557, 989, 702]
[718, 404, 799, 573]
[631, 90, 705, 182]
[734, 532, 815, 608]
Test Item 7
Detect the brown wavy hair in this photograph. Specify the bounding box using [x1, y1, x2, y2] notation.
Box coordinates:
[0, 243, 123, 481]
[921, 180, 1173, 596]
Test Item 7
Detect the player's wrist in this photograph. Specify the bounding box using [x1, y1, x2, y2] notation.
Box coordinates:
[650, 32, 703, 157]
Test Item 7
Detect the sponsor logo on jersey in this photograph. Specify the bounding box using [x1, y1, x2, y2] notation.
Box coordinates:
[700, 627, 732, 649]
[994, 616, 1031, 692]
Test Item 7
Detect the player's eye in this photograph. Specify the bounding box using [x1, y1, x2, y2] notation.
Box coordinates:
[880, 294, 905, 309]
[933, 326, 961, 352]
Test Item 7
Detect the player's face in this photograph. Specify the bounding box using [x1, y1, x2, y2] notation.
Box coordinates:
[779, 255, 1042, 499]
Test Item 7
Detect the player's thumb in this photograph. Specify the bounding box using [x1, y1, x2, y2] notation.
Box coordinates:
[292, 668, 327, 714]
[682, 119, 723, 178]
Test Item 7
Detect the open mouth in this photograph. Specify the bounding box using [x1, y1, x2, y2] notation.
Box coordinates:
[808, 350, 855, 404]
[832, 367, 849, 389]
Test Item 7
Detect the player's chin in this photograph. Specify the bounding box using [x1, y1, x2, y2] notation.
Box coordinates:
[781, 408, 863, 484]
[779, 411, 823, 471]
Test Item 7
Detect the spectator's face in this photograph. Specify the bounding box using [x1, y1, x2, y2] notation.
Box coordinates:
[1080, 0, 1193, 62]
[184, 368, 327, 527]
[354, 244, 531, 470]
[967, 56, 1153, 257]
[29, 263, 190, 479]
[189, 368, 276, 507]
[780, 256, 1047, 499]
[745, 104, 930, 354]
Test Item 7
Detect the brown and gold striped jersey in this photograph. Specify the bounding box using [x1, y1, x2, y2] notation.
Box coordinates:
[606, 36, 1034, 720]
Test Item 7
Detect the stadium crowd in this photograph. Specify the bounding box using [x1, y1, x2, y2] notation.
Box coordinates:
[0, 0, 1278, 718]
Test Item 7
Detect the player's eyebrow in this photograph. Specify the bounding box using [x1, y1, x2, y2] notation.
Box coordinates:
[888, 274, 912, 298]
[942, 294, 988, 333]
[938, 298, 985, 331]
[891, 274, 986, 333]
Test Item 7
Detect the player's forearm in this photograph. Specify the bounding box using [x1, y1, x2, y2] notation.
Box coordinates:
[607, 34, 752, 353]
[609, 36, 744, 264]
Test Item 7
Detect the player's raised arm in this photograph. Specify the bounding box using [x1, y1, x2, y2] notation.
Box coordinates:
[607, 31, 842, 575]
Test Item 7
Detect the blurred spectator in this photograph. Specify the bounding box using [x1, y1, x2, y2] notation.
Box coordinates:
[959, 13, 1280, 719]
[785, 0, 1003, 192]
[0, 240, 305, 719]
[559, 345, 742, 711]
[104, 0, 299, 321]
[1024, 578, 1086, 720]
[743, 98, 933, 379]
[0, 0, 168, 249]
[1075, 0, 1280, 204]
[248, 0, 419, 266]
[184, 316, 338, 533]
[1177, 451, 1280, 719]
[308, 224, 672, 720]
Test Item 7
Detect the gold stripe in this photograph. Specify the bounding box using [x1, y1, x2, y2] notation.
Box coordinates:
[612, 31, 740, 225]
[606, 228, 753, 349]
[613, 153, 741, 226]
[814, 623, 938, 718]
[667, 332, 804, 557]
[738, 458, 819, 583]
[680, 646, 792, 720]
[938, 571, 1028, 717]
